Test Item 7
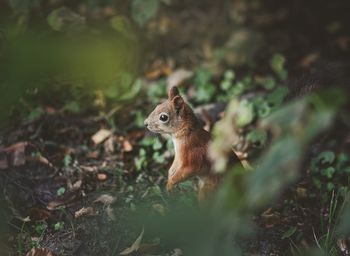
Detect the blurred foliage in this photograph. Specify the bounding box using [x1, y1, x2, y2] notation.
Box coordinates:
[0, 0, 158, 125]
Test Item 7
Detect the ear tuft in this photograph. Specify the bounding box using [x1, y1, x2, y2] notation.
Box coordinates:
[172, 95, 184, 110]
[168, 86, 179, 99]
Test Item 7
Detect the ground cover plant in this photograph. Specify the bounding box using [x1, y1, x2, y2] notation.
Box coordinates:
[0, 0, 350, 255]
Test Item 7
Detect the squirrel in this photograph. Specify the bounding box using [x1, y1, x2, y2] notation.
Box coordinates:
[144, 86, 241, 200]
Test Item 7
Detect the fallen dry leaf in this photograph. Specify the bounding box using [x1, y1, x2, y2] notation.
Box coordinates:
[26, 248, 54, 256]
[97, 173, 107, 181]
[104, 136, 115, 153]
[122, 139, 133, 152]
[80, 165, 98, 173]
[47, 192, 81, 210]
[119, 229, 144, 255]
[260, 208, 281, 227]
[300, 52, 320, 68]
[144, 59, 173, 79]
[27, 208, 51, 221]
[74, 207, 96, 218]
[91, 129, 112, 145]
[0, 142, 28, 167]
[93, 194, 117, 205]
[27, 155, 53, 168]
[166, 68, 193, 89]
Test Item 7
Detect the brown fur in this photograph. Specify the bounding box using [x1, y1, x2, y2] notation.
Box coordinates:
[144, 86, 222, 199]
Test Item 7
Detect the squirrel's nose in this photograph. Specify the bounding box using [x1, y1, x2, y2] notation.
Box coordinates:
[144, 119, 149, 127]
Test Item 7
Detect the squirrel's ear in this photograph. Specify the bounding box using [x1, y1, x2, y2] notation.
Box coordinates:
[172, 95, 184, 110]
[168, 86, 179, 99]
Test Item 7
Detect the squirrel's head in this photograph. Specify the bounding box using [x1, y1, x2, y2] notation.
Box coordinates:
[144, 86, 197, 135]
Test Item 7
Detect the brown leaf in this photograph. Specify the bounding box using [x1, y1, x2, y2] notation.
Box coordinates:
[122, 139, 133, 152]
[97, 173, 108, 181]
[26, 248, 54, 256]
[0, 142, 28, 167]
[86, 151, 99, 159]
[166, 68, 193, 89]
[93, 194, 117, 205]
[119, 229, 144, 255]
[104, 136, 115, 153]
[47, 192, 80, 210]
[45, 106, 56, 115]
[27, 208, 51, 221]
[91, 129, 112, 145]
[74, 207, 96, 218]
[27, 155, 53, 168]
[300, 52, 320, 69]
[260, 208, 281, 227]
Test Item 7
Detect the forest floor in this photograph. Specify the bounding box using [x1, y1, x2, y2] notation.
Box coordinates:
[1, 0, 350, 255]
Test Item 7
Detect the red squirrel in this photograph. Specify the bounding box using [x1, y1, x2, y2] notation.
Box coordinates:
[144, 86, 241, 199]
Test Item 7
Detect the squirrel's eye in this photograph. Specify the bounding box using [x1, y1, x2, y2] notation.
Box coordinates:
[159, 113, 169, 123]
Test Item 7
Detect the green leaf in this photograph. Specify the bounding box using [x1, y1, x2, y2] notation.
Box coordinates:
[47, 7, 85, 32]
[152, 138, 163, 151]
[194, 68, 212, 87]
[54, 221, 65, 231]
[131, 0, 159, 27]
[62, 101, 80, 113]
[263, 77, 276, 90]
[327, 182, 335, 191]
[220, 80, 232, 91]
[63, 154, 72, 167]
[110, 16, 135, 39]
[267, 86, 289, 109]
[246, 130, 267, 147]
[321, 166, 335, 179]
[256, 101, 271, 118]
[57, 187, 66, 196]
[196, 84, 216, 103]
[236, 100, 255, 127]
[152, 151, 165, 163]
[224, 70, 235, 81]
[281, 226, 297, 239]
[317, 151, 336, 165]
[28, 107, 44, 120]
[135, 148, 147, 171]
[270, 53, 288, 79]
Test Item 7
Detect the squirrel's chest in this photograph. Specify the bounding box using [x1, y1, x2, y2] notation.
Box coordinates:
[171, 137, 209, 171]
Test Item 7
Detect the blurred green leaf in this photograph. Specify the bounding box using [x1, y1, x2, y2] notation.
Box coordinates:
[281, 226, 297, 239]
[236, 100, 255, 127]
[246, 130, 267, 147]
[63, 154, 72, 167]
[321, 167, 335, 179]
[270, 53, 288, 80]
[47, 7, 85, 32]
[27, 107, 44, 120]
[152, 137, 163, 151]
[194, 67, 212, 87]
[57, 187, 66, 196]
[317, 151, 336, 165]
[131, 0, 159, 27]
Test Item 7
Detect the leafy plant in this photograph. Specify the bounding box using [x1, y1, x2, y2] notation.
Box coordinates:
[53, 221, 65, 232]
